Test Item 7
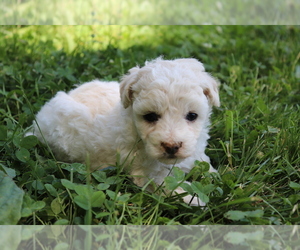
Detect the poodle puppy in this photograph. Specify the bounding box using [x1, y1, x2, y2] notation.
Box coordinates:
[29, 57, 220, 206]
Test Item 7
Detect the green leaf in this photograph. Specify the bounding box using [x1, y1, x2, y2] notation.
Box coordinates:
[21, 208, 32, 218]
[74, 195, 89, 210]
[20, 135, 38, 149]
[74, 185, 93, 196]
[224, 231, 264, 245]
[13, 134, 23, 147]
[194, 161, 210, 173]
[245, 209, 264, 218]
[73, 186, 99, 210]
[201, 184, 215, 194]
[156, 217, 171, 224]
[91, 191, 106, 207]
[62, 163, 87, 175]
[164, 176, 179, 190]
[224, 210, 264, 221]
[95, 212, 111, 218]
[15, 148, 30, 162]
[51, 198, 63, 215]
[117, 193, 131, 203]
[288, 194, 300, 204]
[92, 171, 107, 182]
[97, 183, 110, 190]
[129, 193, 144, 205]
[0, 164, 16, 178]
[95, 234, 112, 241]
[21, 191, 45, 216]
[61, 179, 76, 190]
[106, 190, 116, 200]
[216, 187, 224, 196]
[172, 167, 185, 181]
[195, 192, 209, 204]
[32, 180, 44, 190]
[31, 201, 46, 211]
[224, 232, 247, 244]
[105, 176, 121, 185]
[289, 181, 300, 190]
[224, 210, 246, 221]
[54, 242, 70, 250]
[45, 184, 58, 197]
[222, 173, 236, 188]
[0, 171, 24, 224]
[180, 182, 193, 194]
[54, 219, 69, 225]
[190, 182, 209, 203]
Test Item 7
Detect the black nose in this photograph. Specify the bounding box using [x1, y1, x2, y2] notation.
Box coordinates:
[161, 142, 182, 155]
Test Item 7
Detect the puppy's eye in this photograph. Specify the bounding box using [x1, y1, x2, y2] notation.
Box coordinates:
[185, 112, 198, 122]
[143, 112, 160, 123]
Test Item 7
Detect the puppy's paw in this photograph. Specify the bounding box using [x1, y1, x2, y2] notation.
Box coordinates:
[182, 194, 206, 206]
[174, 186, 206, 207]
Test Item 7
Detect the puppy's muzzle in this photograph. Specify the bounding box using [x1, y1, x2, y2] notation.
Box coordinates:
[161, 142, 183, 158]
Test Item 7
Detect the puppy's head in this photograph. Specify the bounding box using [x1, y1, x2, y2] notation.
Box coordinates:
[120, 57, 220, 164]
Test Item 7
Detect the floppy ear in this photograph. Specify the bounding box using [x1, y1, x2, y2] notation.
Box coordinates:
[119, 66, 140, 108]
[174, 58, 220, 107]
[201, 73, 220, 107]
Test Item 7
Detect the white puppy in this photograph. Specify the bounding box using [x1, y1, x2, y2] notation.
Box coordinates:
[30, 57, 220, 206]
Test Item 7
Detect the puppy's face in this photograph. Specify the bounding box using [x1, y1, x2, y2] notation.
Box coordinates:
[120, 58, 220, 164]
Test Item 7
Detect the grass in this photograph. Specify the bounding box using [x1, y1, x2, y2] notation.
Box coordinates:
[0, 25, 300, 229]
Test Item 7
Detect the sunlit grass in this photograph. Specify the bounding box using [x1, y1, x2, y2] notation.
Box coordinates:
[0, 25, 299, 226]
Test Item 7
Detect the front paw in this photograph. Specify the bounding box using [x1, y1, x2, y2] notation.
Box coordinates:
[183, 194, 206, 206]
[174, 187, 206, 206]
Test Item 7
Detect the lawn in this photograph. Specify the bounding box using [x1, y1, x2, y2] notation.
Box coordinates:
[0, 25, 299, 230]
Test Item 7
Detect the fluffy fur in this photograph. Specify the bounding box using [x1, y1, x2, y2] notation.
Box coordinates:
[29, 57, 220, 206]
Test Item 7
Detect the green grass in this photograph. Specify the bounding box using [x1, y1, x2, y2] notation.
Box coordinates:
[0, 25, 299, 227]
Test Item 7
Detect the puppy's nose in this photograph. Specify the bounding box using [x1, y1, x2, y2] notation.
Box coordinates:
[161, 142, 182, 155]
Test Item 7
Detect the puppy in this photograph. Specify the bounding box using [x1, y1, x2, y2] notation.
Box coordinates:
[30, 57, 220, 206]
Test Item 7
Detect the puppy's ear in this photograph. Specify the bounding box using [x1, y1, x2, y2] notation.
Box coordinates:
[201, 73, 220, 107]
[175, 58, 220, 107]
[120, 66, 140, 108]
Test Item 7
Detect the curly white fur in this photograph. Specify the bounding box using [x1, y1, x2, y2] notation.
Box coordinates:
[29, 57, 220, 206]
